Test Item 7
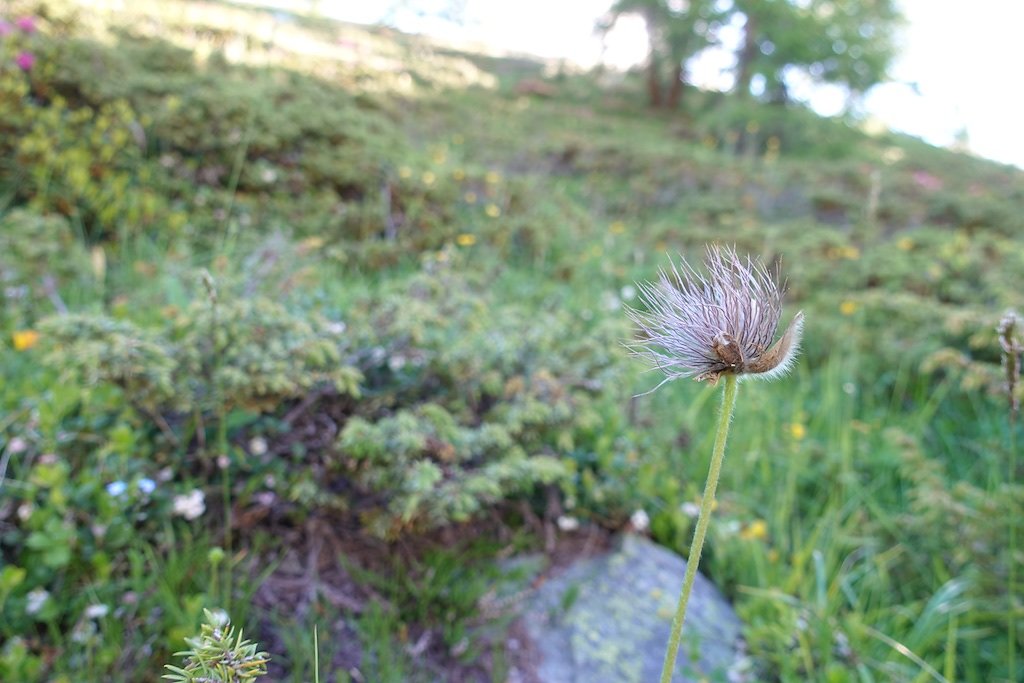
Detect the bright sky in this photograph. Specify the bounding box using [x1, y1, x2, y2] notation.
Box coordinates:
[305, 0, 1024, 168]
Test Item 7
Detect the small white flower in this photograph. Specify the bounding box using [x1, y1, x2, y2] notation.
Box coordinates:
[137, 478, 156, 495]
[248, 437, 268, 456]
[680, 502, 700, 518]
[556, 515, 580, 532]
[629, 509, 650, 532]
[726, 655, 755, 683]
[84, 603, 109, 619]
[834, 630, 852, 658]
[326, 321, 347, 335]
[172, 489, 206, 520]
[207, 608, 230, 628]
[254, 491, 276, 507]
[620, 284, 637, 302]
[106, 481, 127, 497]
[16, 503, 33, 521]
[26, 588, 49, 615]
[71, 619, 97, 643]
[7, 437, 27, 454]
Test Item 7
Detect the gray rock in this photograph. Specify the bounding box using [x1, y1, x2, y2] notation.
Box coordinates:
[514, 534, 744, 683]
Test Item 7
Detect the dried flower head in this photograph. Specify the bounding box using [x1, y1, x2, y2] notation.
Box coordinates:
[627, 245, 804, 390]
[998, 310, 1022, 422]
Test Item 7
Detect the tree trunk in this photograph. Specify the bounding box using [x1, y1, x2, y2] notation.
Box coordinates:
[735, 12, 758, 96]
[642, 9, 663, 108]
[666, 61, 684, 109]
[647, 58, 663, 108]
[768, 72, 789, 105]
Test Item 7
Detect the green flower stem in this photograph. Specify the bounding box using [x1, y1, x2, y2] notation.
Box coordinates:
[659, 373, 739, 683]
[1009, 417, 1017, 679]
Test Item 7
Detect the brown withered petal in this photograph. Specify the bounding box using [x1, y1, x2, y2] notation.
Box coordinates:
[626, 245, 804, 390]
[998, 310, 1022, 420]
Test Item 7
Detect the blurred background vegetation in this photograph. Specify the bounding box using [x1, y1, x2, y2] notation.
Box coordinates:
[0, 0, 1022, 681]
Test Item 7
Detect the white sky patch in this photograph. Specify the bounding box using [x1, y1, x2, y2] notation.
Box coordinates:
[864, 0, 1024, 167]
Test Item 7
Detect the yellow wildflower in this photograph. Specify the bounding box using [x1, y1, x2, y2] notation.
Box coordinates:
[839, 300, 858, 316]
[740, 519, 768, 541]
[452, 168, 465, 181]
[609, 221, 626, 235]
[464, 191, 477, 204]
[789, 423, 807, 440]
[456, 233, 476, 247]
[13, 330, 40, 351]
[398, 166, 412, 179]
[897, 237, 914, 251]
[485, 203, 501, 218]
[485, 171, 501, 184]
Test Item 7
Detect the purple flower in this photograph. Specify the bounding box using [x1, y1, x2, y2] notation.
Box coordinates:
[0, 20, 13, 37]
[627, 245, 804, 389]
[15, 16, 35, 34]
[15, 51, 35, 71]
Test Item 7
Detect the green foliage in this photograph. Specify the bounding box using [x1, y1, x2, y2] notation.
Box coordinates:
[605, 0, 901, 108]
[164, 609, 269, 682]
[330, 269, 626, 535]
[2, 1, 1024, 681]
[40, 314, 178, 408]
[0, 23, 169, 237]
[735, 0, 900, 99]
[696, 98, 864, 158]
[339, 406, 565, 534]
[39, 293, 362, 415]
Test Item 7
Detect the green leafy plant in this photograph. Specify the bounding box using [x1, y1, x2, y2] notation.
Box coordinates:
[163, 609, 269, 682]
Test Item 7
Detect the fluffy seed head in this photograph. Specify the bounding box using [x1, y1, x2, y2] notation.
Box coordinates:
[627, 245, 803, 390]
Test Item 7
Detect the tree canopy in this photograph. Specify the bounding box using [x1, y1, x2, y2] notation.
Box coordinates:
[602, 0, 902, 109]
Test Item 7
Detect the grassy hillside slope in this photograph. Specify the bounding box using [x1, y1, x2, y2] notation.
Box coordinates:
[1, 1, 1022, 681]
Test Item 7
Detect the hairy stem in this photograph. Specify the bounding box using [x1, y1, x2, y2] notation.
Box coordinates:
[659, 374, 739, 683]
[1010, 416, 1017, 680]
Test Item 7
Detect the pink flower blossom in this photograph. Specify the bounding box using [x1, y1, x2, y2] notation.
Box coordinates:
[15, 16, 35, 34]
[15, 51, 35, 71]
[0, 20, 12, 37]
[911, 170, 943, 192]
